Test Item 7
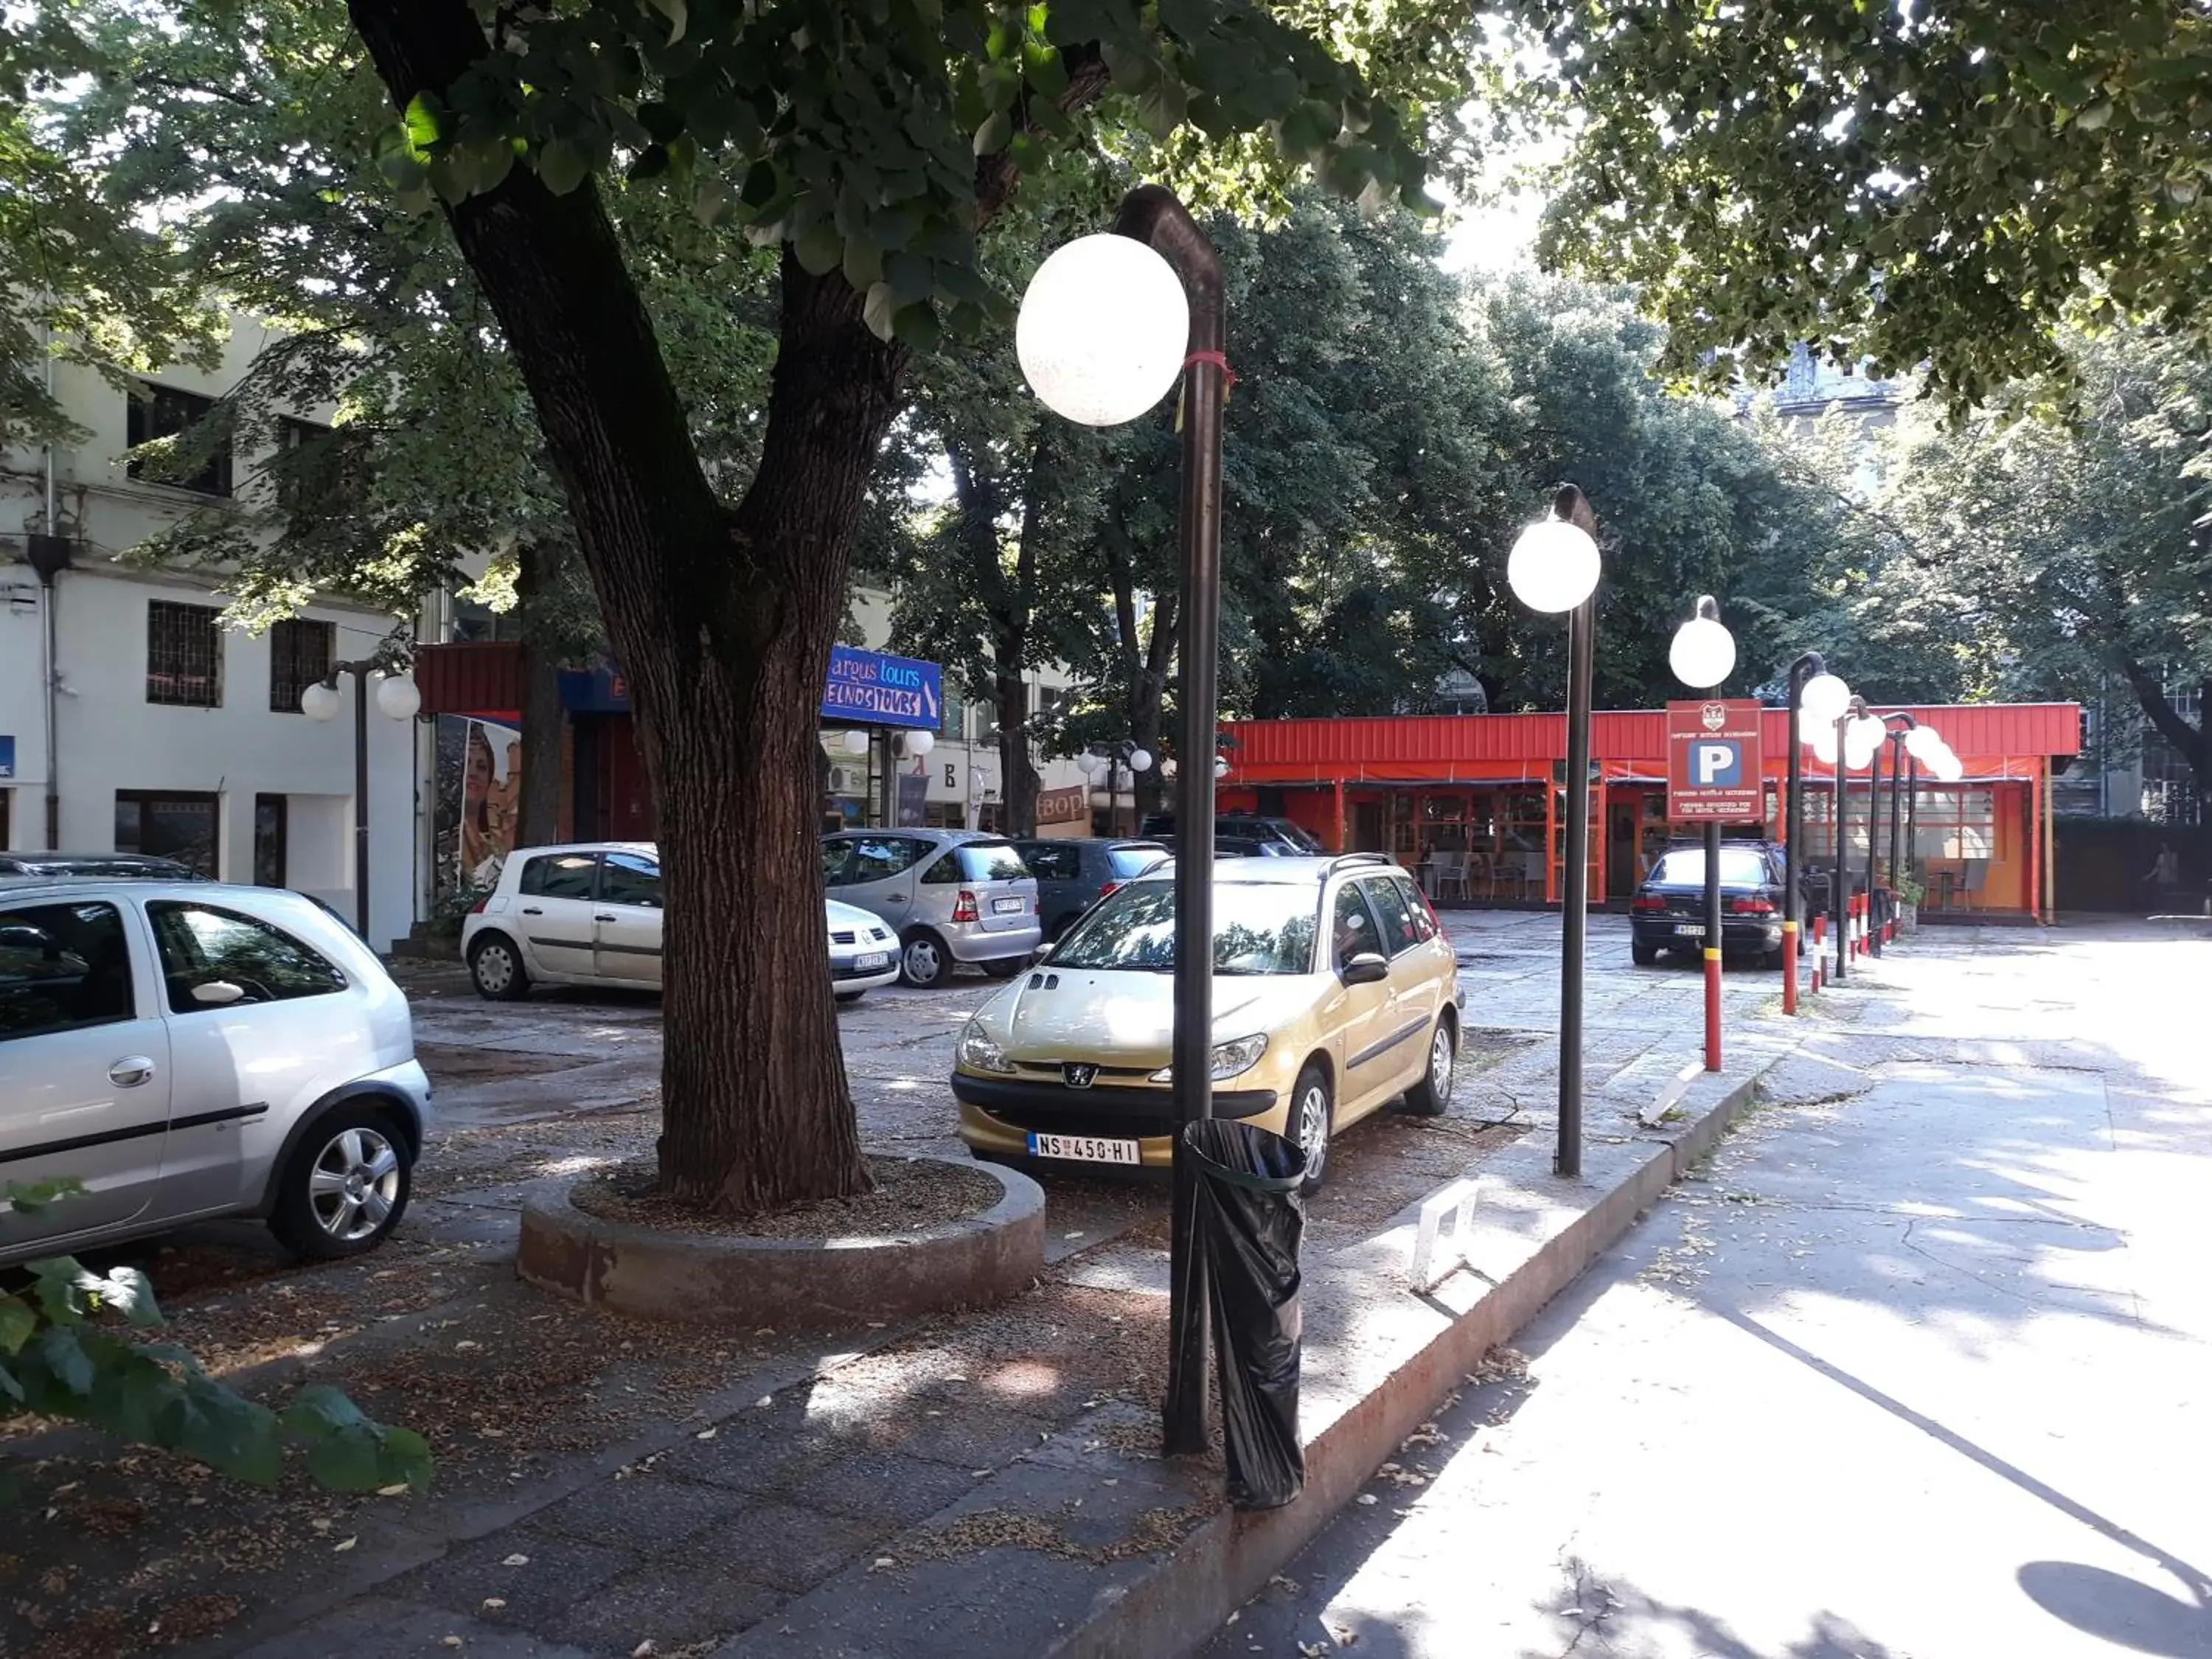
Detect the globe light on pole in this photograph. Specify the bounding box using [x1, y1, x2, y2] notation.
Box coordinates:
[374, 673, 421, 721]
[1843, 714, 1885, 771]
[1668, 596, 1736, 689]
[1903, 724, 1947, 765]
[300, 681, 341, 722]
[902, 728, 936, 758]
[1505, 517, 1601, 615]
[1129, 747, 1154, 773]
[1015, 235, 1191, 428]
[1213, 755, 1229, 779]
[841, 728, 871, 757]
[1798, 672, 1852, 730]
[1807, 721, 1840, 765]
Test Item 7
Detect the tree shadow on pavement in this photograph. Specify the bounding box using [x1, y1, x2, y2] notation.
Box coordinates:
[1517, 1559, 1902, 1659]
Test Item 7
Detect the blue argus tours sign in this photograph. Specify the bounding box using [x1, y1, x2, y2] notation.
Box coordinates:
[821, 646, 943, 730]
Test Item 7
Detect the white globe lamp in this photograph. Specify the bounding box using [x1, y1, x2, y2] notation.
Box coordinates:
[1903, 725, 1945, 764]
[1798, 672, 1852, 729]
[841, 728, 870, 757]
[1213, 755, 1229, 779]
[902, 728, 936, 758]
[374, 672, 421, 721]
[1015, 235, 1190, 428]
[1128, 747, 1154, 773]
[1505, 517, 1601, 615]
[1807, 723, 1840, 766]
[1667, 598, 1736, 689]
[300, 681, 340, 722]
[1931, 749, 1965, 784]
[1076, 753, 1105, 781]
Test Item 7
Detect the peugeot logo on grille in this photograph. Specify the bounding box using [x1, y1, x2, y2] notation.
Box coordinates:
[1062, 1062, 1099, 1090]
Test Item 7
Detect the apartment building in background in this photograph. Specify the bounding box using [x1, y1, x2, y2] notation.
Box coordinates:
[1, 321, 422, 947]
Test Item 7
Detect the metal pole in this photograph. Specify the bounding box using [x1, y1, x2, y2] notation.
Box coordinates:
[1831, 710, 1851, 983]
[1557, 564, 1596, 1178]
[1887, 734, 1907, 939]
[1114, 187, 1224, 1460]
[1906, 753, 1919, 904]
[1703, 817, 1722, 1071]
[1781, 653, 1825, 1015]
[1865, 736, 1883, 958]
[352, 664, 372, 940]
[877, 729, 894, 830]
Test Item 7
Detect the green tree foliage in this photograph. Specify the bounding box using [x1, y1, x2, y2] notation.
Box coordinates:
[2, 1182, 429, 1495]
[0, 7, 218, 448]
[1501, 1, 2212, 409]
[1871, 330, 2211, 839]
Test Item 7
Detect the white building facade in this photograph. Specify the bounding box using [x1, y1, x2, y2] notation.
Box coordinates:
[1, 322, 421, 948]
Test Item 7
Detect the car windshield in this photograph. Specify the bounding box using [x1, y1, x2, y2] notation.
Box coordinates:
[1651, 849, 1769, 886]
[1050, 880, 1318, 975]
[956, 843, 1029, 883]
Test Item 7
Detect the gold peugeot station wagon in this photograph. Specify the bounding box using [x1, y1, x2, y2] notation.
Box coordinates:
[951, 855, 1461, 1192]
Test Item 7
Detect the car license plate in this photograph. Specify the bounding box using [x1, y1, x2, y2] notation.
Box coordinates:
[1674, 923, 1705, 937]
[993, 895, 1026, 914]
[1026, 1133, 1141, 1165]
[852, 952, 890, 973]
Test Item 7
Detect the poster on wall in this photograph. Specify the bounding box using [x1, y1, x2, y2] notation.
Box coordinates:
[436, 715, 524, 897]
[897, 757, 928, 827]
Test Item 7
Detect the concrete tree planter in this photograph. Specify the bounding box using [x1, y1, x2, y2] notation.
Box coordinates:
[517, 1155, 1045, 1327]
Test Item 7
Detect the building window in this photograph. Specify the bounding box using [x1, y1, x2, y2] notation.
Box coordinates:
[254, 794, 287, 887]
[269, 618, 333, 714]
[146, 600, 223, 708]
[115, 791, 220, 877]
[126, 382, 232, 497]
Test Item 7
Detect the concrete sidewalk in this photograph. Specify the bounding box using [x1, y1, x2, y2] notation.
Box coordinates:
[1211, 918, 2212, 1659]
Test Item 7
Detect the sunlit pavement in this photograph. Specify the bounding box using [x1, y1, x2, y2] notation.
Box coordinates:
[1208, 917, 2212, 1659]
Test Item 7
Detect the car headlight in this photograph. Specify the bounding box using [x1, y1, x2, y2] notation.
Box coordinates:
[1150, 1032, 1270, 1085]
[957, 1021, 1016, 1076]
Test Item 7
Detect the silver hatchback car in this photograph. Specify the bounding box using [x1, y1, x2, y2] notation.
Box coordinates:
[821, 830, 1042, 988]
[0, 877, 432, 1267]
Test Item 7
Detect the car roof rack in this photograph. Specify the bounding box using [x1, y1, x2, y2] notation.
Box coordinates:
[1326, 852, 1393, 873]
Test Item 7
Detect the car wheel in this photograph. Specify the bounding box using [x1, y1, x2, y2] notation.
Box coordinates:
[1631, 942, 1660, 967]
[1403, 1017, 1455, 1117]
[1290, 1063, 1334, 1195]
[981, 958, 1026, 980]
[269, 1104, 413, 1260]
[468, 933, 531, 1001]
[900, 931, 952, 989]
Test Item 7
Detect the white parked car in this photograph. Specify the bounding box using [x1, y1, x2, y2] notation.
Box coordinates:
[0, 876, 432, 1266]
[461, 843, 902, 1003]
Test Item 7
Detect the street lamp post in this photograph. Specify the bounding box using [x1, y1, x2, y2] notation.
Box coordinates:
[1892, 720, 1964, 922]
[1829, 699, 1887, 979]
[1506, 484, 1603, 1180]
[1077, 742, 1155, 836]
[1784, 658, 1848, 1014]
[301, 659, 420, 941]
[1018, 184, 1225, 1458]
[1669, 597, 1737, 1073]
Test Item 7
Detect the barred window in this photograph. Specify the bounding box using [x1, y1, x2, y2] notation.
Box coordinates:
[147, 600, 223, 708]
[268, 618, 333, 714]
[126, 383, 232, 497]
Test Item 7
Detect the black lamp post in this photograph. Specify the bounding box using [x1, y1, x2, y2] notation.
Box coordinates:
[1505, 485, 1603, 1180]
[1015, 185, 1225, 1458]
[1880, 713, 1919, 944]
[301, 656, 420, 940]
[1781, 653, 1840, 1015]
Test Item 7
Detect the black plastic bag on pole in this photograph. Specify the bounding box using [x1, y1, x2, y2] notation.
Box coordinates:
[1181, 1119, 1306, 1511]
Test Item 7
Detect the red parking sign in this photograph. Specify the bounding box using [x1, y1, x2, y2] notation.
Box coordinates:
[1667, 700, 1765, 821]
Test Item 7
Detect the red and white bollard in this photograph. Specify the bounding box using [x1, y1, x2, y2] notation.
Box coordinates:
[1812, 914, 1827, 991]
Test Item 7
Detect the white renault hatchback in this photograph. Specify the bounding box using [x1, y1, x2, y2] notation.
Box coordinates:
[0, 877, 432, 1267]
[461, 842, 903, 1002]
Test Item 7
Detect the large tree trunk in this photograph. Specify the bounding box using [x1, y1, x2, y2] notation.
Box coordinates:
[995, 664, 1039, 835]
[349, 0, 893, 1209]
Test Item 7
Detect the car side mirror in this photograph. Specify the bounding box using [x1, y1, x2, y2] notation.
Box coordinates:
[1340, 952, 1389, 987]
[1032, 939, 1054, 963]
[190, 980, 248, 1006]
